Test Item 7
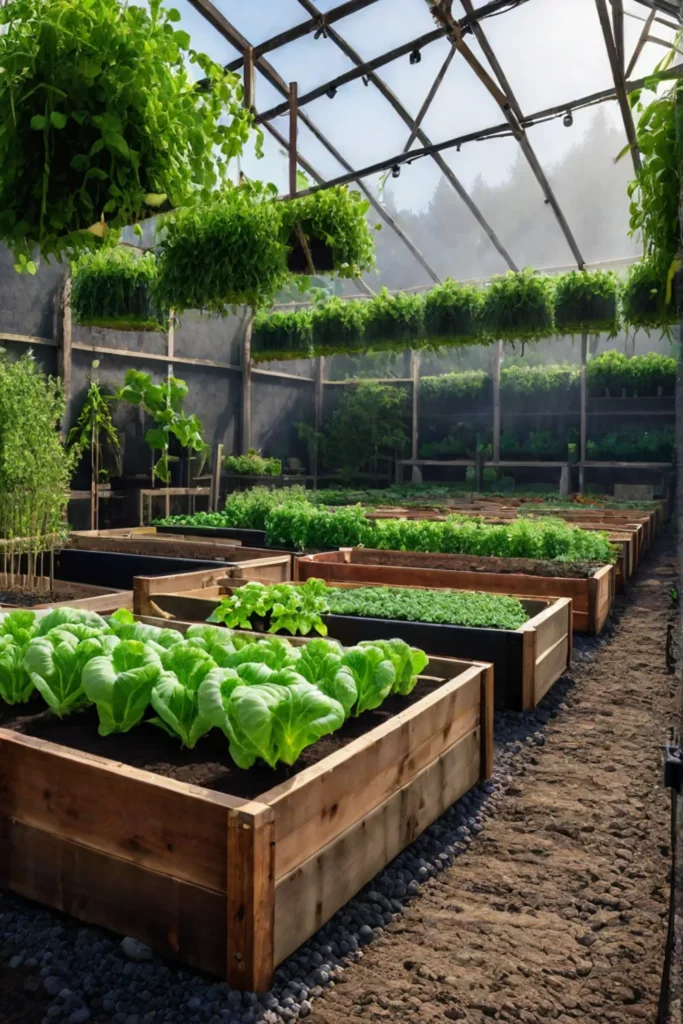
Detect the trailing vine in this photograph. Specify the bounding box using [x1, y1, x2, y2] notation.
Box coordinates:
[67, 366, 121, 482]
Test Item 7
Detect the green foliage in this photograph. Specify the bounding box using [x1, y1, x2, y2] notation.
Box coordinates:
[223, 449, 282, 476]
[626, 76, 680, 276]
[67, 371, 121, 482]
[155, 183, 288, 314]
[217, 485, 310, 531]
[294, 638, 357, 717]
[281, 187, 376, 278]
[81, 639, 162, 736]
[23, 629, 114, 717]
[208, 579, 330, 636]
[500, 363, 579, 395]
[0, 352, 73, 545]
[363, 289, 424, 351]
[553, 270, 620, 335]
[419, 423, 484, 459]
[0, 0, 256, 267]
[265, 503, 374, 551]
[340, 645, 395, 716]
[71, 248, 166, 331]
[420, 370, 489, 406]
[150, 643, 226, 748]
[422, 279, 483, 347]
[357, 638, 428, 697]
[251, 308, 313, 363]
[586, 350, 677, 395]
[621, 258, 679, 330]
[117, 369, 207, 483]
[586, 428, 674, 462]
[0, 635, 35, 704]
[480, 270, 555, 343]
[321, 380, 409, 477]
[311, 296, 367, 356]
[327, 586, 529, 630]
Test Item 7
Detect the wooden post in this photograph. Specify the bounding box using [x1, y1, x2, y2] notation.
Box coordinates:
[492, 340, 502, 464]
[579, 332, 588, 495]
[410, 349, 421, 483]
[212, 443, 224, 511]
[289, 82, 298, 197]
[90, 420, 97, 533]
[241, 313, 253, 454]
[313, 356, 324, 490]
[243, 45, 255, 112]
[56, 273, 72, 441]
[226, 804, 275, 992]
[167, 311, 175, 379]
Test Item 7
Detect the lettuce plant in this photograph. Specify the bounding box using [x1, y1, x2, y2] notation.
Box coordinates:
[23, 632, 117, 717]
[341, 646, 395, 716]
[295, 638, 357, 717]
[208, 580, 330, 637]
[0, 637, 35, 704]
[107, 609, 185, 649]
[359, 638, 428, 696]
[81, 639, 162, 736]
[150, 645, 225, 748]
[36, 607, 109, 636]
[0, 611, 39, 647]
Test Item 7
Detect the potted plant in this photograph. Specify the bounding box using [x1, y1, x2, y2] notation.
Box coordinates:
[251, 308, 314, 362]
[154, 183, 288, 315]
[480, 269, 554, 343]
[223, 450, 282, 476]
[422, 278, 483, 347]
[71, 248, 166, 331]
[363, 288, 424, 352]
[0, 0, 255, 269]
[621, 258, 679, 331]
[281, 185, 376, 277]
[311, 296, 368, 356]
[553, 270, 620, 335]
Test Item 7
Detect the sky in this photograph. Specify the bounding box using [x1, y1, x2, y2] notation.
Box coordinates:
[167, 0, 678, 218]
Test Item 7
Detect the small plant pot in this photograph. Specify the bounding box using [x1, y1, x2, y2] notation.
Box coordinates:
[287, 232, 335, 274]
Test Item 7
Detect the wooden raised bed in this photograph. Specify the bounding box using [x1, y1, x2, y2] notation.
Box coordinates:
[0, 634, 493, 990]
[0, 578, 132, 614]
[295, 548, 614, 635]
[140, 585, 571, 713]
[68, 528, 292, 581]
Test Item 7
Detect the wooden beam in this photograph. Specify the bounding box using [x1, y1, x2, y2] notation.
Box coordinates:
[492, 340, 502, 464]
[0, 330, 56, 348]
[251, 367, 315, 383]
[314, 356, 324, 489]
[626, 7, 656, 78]
[612, 0, 625, 72]
[71, 342, 241, 373]
[241, 314, 253, 454]
[226, 803, 275, 991]
[579, 333, 588, 495]
[595, 0, 642, 175]
[402, 45, 456, 151]
[459, 0, 524, 122]
[293, 0, 517, 271]
[56, 272, 72, 440]
[243, 45, 255, 111]
[410, 350, 421, 483]
[289, 82, 298, 198]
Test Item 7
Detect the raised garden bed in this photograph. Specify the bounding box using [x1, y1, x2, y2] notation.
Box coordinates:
[0, 578, 131, 614]
[295, 548, 614, 635]
[140, 586, 571, 713]
[0, 622, 493, 990]
[68, 529, 293, 581]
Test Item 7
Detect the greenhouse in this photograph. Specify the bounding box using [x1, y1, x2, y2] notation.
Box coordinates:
[0, 0, 681, 1022]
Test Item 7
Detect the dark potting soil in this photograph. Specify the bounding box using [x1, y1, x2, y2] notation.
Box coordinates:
[2, 676, 444, 801]
[352, 552, 604, 579]
[0, 588, 75, 608]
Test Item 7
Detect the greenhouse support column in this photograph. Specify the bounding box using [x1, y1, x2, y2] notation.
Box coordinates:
[241, 314, 253, 454]
[492, 341, 502, 465]
[411, 350, 421, 483]
[56, 271, 72, 441]
[313, 356, 324, 490]
[579, 332, 588, 495]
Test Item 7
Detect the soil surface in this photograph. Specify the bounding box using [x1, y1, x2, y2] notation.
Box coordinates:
[2, 676, 445, 802]
[308, 537, 677, 1024]
[346, 551, 605, 579]
[0, 588, 75, 608]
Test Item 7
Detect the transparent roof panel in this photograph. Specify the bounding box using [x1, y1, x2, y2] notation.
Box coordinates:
[209, 0, 308, 47]
[265, 34, 358, 93]
[335, 0, 438, 59]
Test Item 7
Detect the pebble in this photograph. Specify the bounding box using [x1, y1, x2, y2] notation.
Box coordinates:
[120, 938, 153, 963]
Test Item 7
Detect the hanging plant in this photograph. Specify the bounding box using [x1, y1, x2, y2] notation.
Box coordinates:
[622, 258, 679, 330]
[71, 248, 167, 332]
[311, 297, 368, 356]
[281, 185, 377, 278]
[422, 279, 484, 347]
[154, 183, 288, 314]
[251, 308, 313, 363]
[480, 269, 554, 343]
[0, 0, 257, 269]
[117, 369, 208, 483]
[363, 289, 424, 351]
[553, 270, 620, 336]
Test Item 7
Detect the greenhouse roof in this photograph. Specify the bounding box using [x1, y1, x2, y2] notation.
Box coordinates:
[174, 0, 681, 291]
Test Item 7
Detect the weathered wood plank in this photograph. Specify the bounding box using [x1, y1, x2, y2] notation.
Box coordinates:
[273, 727, 481, 965]
[227, 803, 275, 992]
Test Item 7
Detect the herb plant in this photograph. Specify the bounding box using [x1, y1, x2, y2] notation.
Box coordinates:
[621, 258, 679, 331]
[281, 186, 376, 278]
[321, 381, 409, 479]
[420, 370, 489, 407]
[68, 369, 121, 484]
[71, 249, 166, 331]
[154, 183, 288, 314]
[363, 289, 424, 351]
[251, 309, 313, 363]
[500, 363, 580, 396]
[223, 449, 282, 476]
[422, 279, 483, 347]
[553, 270, 620, 336]
[586, 351, 676, 396]
[208, 579, 330, 636]
[0, 0, 256, 267]
[480, 270, 554, 343]
[311, 297, 367, 355]
[327, 586, 529, 630]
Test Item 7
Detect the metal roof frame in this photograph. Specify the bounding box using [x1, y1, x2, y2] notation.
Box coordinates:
[187, 0, 681, 280]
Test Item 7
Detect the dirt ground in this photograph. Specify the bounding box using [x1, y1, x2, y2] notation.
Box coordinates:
[309, 539, 678, 1024]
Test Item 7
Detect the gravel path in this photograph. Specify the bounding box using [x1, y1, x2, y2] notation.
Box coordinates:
[0, 537, 676, 1024]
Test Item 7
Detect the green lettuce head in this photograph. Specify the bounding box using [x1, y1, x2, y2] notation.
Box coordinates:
[81, 639, 163, 736]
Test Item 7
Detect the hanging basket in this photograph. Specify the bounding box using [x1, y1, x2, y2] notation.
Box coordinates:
[480, 270, 554, 343]
[363, 288, 425, 352]
[422, 279, 484, 348]
[311, 296, 367, 356]
[71, 249, 167, 333]
[553, 270, 620, 336]
[251, 309, 314, 363]
[622, 258, 679, 331]
[280, 187, 376, 279]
